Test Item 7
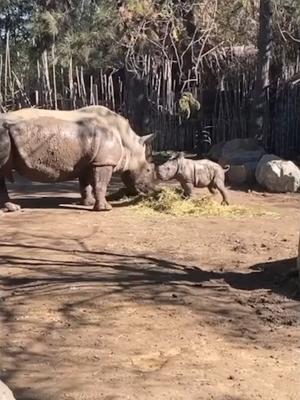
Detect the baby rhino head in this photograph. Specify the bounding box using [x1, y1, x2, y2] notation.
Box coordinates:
[157, 152, 184, 181]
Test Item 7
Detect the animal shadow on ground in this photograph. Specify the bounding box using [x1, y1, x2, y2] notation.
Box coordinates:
[7, 175, 143, 210]
[0, 236, 299, 400]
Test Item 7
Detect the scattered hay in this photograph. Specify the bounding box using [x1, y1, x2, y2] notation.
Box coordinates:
[133, 187, 278, 218]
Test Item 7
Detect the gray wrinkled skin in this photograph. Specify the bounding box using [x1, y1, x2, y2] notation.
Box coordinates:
[0, 108, 155, 212]
[77, 106, 154, 201]
[157, 152, 230, 205]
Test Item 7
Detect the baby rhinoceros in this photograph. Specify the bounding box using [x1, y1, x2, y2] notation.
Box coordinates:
[157, 152, 230, 205]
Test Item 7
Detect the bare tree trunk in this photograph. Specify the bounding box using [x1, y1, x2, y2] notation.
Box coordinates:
[249, 0, 272, 138]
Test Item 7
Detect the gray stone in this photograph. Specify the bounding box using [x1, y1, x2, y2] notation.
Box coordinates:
[255, 154, 300, 193]
[227, 162, 257, 185]
[209, 139, 265, 183]
[207, 141, 226, 162]
[220, 138, 265, 166]
[222, 137, 263, 152]
[0, 381, 16, 400]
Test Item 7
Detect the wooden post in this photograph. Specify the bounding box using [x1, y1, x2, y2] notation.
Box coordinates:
[90, 75, 94, 105]
[80, 66, 87, 106]
[52, 43, 58, 109]
[249, 0, 272, 138]
[69, 57, 74, 109]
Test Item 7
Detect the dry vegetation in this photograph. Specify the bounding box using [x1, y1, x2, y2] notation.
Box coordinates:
[133, 186, 279, 217]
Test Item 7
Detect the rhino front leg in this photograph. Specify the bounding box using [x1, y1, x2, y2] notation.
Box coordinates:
[79, 171, 95, 206]
[0, 177, 21, 212]
[92, 166, 113, 211]
[180, 181, 193, 198]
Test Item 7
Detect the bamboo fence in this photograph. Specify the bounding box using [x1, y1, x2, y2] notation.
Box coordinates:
[1, 42, 300, 158]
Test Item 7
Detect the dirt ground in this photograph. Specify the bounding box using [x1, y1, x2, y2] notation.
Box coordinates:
[0, 176, 300, 400]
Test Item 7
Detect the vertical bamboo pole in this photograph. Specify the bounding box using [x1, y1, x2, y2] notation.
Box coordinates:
[90, 75, 94, 105]
[69, 57, 74, 109]
[80, 66, 87, 106]
[52, 43, 58, 109]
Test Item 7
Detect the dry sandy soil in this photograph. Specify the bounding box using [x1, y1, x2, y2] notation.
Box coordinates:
[0, 176, 299, 400]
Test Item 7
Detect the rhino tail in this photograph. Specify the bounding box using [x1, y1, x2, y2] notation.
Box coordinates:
[222, 165, 230, 172]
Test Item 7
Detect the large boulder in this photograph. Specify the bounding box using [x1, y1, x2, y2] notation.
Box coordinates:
[255, 154, 300, 193]
[220, 138, 265, 166]
[207, 141, 226, 162]
[208, 138, 265, 185]
[0, 381, 16, 400]
[226, 162, 257, 186]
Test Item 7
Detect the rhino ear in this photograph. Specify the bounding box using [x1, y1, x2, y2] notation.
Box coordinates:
[177, 151, 185, 159]
[140, 133, 156, 146]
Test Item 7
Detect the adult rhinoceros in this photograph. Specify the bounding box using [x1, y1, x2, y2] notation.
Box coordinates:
[0, 108, 155, 212]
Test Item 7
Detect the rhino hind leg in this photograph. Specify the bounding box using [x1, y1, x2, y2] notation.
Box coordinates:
[92, 166, 113, 211]
[208, 183, 218, 196]
[0, 177, 21, 213]
[79, 172, 95, 206]
[214, 178, 229, 205]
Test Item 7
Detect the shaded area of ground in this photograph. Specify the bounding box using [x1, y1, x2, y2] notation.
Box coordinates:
[0, 177, 299, 399]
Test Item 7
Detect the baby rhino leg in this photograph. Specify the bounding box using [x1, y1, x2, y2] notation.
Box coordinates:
[180, 181, 193, 198]
[208, 183, 218, 196]
[214, 178, 229, 205]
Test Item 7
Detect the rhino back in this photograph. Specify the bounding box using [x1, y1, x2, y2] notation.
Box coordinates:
[6, 116, 121, 182]
[179, 158, 215, 187]
[7, 107, 147, 172]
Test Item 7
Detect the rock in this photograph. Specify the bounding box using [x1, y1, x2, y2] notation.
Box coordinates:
[220, 138, 265, 166]
[209, 138, 265, 185]
[207, 141, 226, 162]
[0, 381, 16, 400]
[255, 154, 300, 193]
[227, 162, 257, 185]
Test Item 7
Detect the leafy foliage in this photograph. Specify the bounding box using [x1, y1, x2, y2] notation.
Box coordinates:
[0, 1, 299, 79]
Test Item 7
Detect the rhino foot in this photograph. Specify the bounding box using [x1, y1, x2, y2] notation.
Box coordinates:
[80, 197, 95, 206]
[93, 201, 113, 212]
[221, 200, 229, 206]
[2, 202, 21, 212]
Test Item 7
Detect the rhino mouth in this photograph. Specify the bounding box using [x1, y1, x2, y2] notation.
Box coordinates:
[136, 182, 157, 195]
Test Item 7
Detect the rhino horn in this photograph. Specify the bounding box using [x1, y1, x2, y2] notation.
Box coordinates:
[139, 133, 155, 145]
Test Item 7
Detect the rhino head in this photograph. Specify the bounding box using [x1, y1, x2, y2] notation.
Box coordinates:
[124, 133, 157, 194]
[131, 162, 156, 194]
[156, 152, 184, 181]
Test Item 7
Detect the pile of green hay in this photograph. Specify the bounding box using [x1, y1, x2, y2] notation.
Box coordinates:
[133, 187, 277, 218]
